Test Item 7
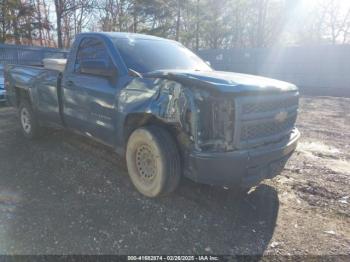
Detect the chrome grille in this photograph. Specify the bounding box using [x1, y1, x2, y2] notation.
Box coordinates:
[234, 92, 299, 149]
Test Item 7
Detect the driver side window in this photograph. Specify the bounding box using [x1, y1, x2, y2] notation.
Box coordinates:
[75, 37, 111, 73]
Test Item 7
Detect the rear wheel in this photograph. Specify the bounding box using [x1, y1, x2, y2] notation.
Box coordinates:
[19, 101, 43, 139]
[126, 126, 181, 197]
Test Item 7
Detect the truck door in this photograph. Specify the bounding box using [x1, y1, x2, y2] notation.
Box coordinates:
[62, 36, 118, 145]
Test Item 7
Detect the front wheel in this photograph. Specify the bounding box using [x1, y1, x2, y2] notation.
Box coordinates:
[19, 101, 43, 139]
[126, 126, 181, 198]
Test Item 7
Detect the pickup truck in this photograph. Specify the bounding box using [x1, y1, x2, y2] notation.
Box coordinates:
[5, 32, 300, 197]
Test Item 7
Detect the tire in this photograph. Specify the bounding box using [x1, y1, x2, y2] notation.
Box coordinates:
[19, 101, 43, 139]
[126, 126, 181, 197]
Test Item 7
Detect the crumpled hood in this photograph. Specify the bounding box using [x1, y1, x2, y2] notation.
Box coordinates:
[145, 69, 298, 94]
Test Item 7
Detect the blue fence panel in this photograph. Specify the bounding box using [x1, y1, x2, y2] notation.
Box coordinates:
[198, 45, 350, 97]
[0, 44, 68, 66]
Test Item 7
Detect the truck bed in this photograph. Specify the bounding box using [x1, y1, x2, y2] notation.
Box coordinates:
[5, 64, 63, 126]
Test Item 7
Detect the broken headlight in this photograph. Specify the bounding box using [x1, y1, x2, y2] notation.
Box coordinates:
[195, 96, 235, 152]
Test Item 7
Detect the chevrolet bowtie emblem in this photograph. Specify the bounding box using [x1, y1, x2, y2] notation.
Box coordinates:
[275, 111, 288, 122]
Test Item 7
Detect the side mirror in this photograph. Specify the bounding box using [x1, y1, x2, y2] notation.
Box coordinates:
[80, 60, 116, 78]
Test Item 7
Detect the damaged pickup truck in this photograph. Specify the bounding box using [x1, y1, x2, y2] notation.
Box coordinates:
[5, 32, 300, 197]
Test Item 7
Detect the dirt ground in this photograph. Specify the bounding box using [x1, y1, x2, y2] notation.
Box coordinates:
[0, 96, 349, 256]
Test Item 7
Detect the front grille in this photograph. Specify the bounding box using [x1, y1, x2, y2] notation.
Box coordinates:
[234, 92, 299, 149]
[241, 95, 298, 115]
[241, 114, 297, 141]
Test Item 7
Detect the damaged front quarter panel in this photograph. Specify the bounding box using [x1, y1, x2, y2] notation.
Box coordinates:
[119, 76, 235, 154]
[119, 77, 198, 151]
[143, 70, 237, 153]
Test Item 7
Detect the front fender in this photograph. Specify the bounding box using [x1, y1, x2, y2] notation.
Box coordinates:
[116, 77, 197, 152]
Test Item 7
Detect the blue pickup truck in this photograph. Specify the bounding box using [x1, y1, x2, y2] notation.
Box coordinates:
[4, 32, 300, 197]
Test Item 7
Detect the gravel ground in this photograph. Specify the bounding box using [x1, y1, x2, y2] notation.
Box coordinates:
[0, 96, 349, 255]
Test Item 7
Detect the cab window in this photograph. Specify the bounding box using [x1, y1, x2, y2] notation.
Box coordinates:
[75, 37, 111, 73]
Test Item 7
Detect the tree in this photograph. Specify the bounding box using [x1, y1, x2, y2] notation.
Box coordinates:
[2, 0, 350, 49]
[54, 0, 94, 48]
[0, 0, 39, 44]
[296, 0, 350, 45]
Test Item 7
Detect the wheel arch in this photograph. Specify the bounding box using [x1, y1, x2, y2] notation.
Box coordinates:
[14, 86, 33, 108]
[123, 112, 180, 145]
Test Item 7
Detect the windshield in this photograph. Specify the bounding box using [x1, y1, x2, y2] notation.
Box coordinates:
[113, 38, 212, 73]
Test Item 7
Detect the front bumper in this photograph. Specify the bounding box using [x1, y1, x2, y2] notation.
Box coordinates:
[185, 128, 300, 188]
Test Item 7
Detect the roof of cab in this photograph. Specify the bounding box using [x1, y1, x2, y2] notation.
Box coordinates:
[77, 32, 169, 41]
